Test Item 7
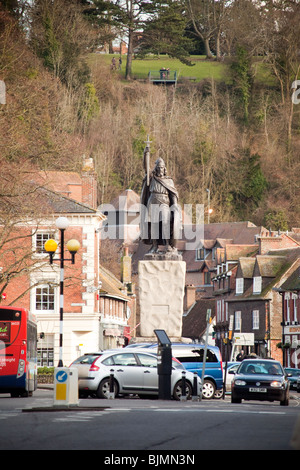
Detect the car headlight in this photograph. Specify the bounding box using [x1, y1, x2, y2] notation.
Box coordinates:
[271, 381, 282, 388]
[235, 380, 246, 386]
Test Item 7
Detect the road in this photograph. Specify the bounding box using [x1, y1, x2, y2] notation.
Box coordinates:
[0, 389, 299, 451]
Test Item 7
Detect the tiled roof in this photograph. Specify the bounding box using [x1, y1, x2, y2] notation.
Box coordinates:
[256, 255, 288, 277]
[36, 170, 82, 196]
[99, 265, 129, 301]
[182, 298, 215, 339]
[225, 244, 258, 261]
[239, 257, 256, 278]
[276, 259, 300, 292]
[39, 187, 97, 214]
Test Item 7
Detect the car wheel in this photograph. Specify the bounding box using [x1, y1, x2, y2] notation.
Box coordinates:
[97, 377, 119, 399]
[202, 380, 216, 399]
[214, 388, 223, 399]
[173, 380, 192, 401]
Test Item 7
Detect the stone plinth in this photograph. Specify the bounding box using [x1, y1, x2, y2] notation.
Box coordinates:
[138, 260, 186, 338]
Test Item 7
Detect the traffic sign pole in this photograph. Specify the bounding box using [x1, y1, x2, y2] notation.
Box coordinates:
[199, 309, 211, 401]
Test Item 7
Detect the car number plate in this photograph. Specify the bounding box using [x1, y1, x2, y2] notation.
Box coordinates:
[249, 387, 267, 393]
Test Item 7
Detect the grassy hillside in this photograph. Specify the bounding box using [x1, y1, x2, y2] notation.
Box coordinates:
[1, 9, 299, 229]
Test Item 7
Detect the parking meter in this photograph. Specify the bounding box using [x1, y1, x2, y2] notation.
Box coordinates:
[154, 329, 172, 400]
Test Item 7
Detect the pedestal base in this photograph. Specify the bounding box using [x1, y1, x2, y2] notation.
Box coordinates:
[138, 260, 186, 338]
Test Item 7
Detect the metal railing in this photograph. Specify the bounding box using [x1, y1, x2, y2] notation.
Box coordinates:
[148, 70, 177, 82]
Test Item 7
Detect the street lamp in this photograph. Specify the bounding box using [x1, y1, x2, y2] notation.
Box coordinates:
[44, 216, 80, 367]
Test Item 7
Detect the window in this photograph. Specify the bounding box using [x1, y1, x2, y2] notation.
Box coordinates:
[136, 353, 157, 368]
[292, 294, 298, 322]
[112, 353, 137, 366]
[217, 300, 222, 322]
[196, 248, 204, 260]
[285, 292, 290, 322]
[253, 276, 262, 294]
[204, 271, 211, 285]
[234, 311, 241, 331]
[252, 310, 259, 329]
[176, 349, 218, 363]
[236, 278, 244, 295]
[36, 285, 55, 311]
[37, 334, 54, 366]
[35, 232, 53, 254]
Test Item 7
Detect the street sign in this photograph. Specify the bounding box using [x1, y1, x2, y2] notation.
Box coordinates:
[228, 315, 234, 340]
[55, 370, 68, 383]
[206, 309, 211, 323]
[233, 333, 254, 346]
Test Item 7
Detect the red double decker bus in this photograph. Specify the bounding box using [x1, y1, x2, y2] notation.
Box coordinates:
[0, 306, 37, 397]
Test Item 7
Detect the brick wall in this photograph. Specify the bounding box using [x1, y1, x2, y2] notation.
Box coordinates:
[259, 234, 299, 255]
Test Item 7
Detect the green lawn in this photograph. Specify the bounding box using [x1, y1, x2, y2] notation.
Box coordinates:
[89, 53, 275, 85]
[90, 54, 229, 83]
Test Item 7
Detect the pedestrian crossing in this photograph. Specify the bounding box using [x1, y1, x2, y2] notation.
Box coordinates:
[0, 411, 19, 420]
[51, 408, 130, 423]
[52, 411, 106, 422]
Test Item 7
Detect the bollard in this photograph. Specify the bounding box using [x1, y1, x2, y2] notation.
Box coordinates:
[108, 369, 115, 400]
[180, 370, 187, 401]
[192, 371, 199, 402]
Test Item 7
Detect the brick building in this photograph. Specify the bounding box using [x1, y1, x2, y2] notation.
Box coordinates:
[275, 257, 300, 367]
[0, 158, 134, 366]
[212, 232, 300, 363]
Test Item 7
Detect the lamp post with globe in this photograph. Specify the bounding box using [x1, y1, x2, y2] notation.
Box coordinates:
[44, 217, 80, 367]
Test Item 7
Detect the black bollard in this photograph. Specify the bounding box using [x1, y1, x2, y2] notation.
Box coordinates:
[180, 371, 187, 401]
[109, 369, 115, 399]
[192, 371, 199, 401]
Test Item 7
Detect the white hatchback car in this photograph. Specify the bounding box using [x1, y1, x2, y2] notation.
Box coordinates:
[70, 349, 201, 400]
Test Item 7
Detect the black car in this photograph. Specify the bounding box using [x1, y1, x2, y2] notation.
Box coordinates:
[231, 359, 290, 406]
[284, 367, 300, 391]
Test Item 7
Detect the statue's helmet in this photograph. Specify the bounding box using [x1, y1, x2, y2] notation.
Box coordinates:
[155, 157, 165, 167]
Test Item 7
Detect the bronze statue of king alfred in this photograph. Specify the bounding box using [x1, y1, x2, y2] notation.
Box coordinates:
[140, 136, 180, 256]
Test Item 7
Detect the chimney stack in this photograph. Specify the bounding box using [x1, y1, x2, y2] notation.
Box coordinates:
[121, 246, 132, 284]
[81, 155, 98, 209]
[184, 285, 196, 311]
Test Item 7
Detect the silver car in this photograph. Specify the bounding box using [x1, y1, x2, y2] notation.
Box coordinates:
[70, 349, 201, 400]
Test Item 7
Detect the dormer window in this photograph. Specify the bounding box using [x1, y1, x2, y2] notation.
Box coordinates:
[253, 276, 262, 294]
[236, 278, 244, 294]
[196, 248, 204, 260]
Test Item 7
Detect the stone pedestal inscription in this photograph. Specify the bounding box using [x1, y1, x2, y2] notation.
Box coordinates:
[138, 260, 186, 338]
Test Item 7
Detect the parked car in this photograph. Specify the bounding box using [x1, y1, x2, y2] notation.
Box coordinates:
[231, 359, 290, 406]
[126, 342, 223, 399]
[297, 375, 300, 393]
[284, 367, 300, 392]
[70, 349, 202, 401]
[150, 343, 223, 399]
[223, 362, 240, 392]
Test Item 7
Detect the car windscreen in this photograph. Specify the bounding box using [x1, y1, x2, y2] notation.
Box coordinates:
[238, 361, 283, 375]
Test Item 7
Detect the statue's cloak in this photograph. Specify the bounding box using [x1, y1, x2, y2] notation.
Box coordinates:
[140, 174, 180, 245]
